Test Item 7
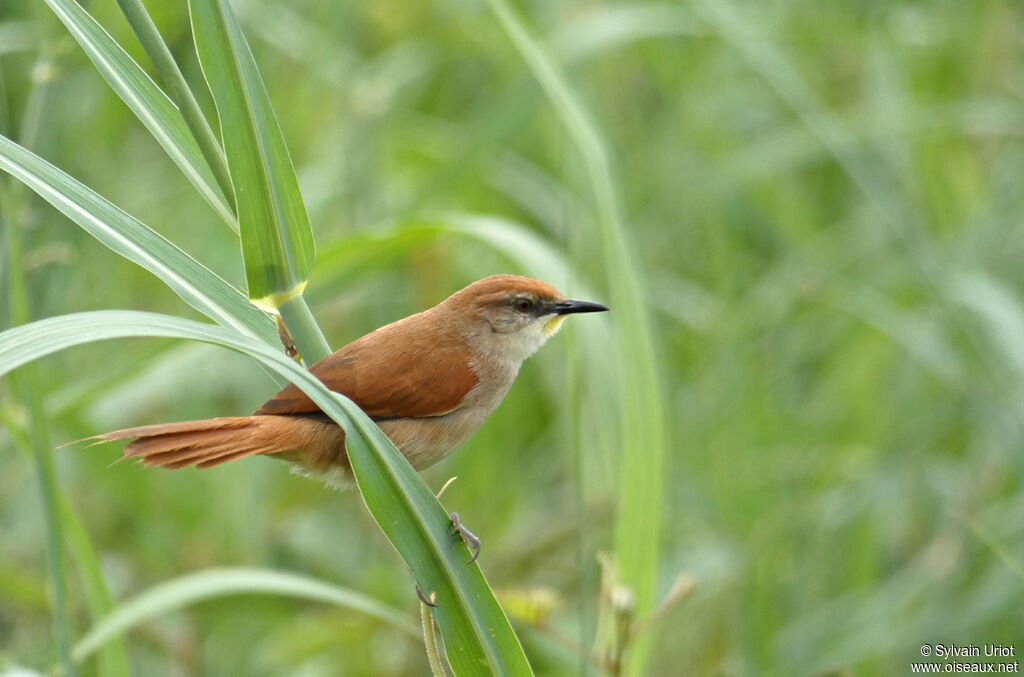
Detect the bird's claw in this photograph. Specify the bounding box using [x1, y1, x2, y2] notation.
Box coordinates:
[416, 584, 438, 608]
[450, 512, 481, 565]
[414, 514, 479, 607]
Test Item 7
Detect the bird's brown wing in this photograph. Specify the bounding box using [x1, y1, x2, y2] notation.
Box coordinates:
[256, 312, 479, 419]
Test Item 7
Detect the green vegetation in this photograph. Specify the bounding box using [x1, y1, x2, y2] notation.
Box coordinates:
[2, 1, 1022, 675]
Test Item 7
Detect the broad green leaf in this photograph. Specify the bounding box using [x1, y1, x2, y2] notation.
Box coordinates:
[0, 311, 533, 676]
[190, 0, 316, 305]
[43, 0, 236, 230]
[73, 567, 418, 662]
[0, 134, 277, 347]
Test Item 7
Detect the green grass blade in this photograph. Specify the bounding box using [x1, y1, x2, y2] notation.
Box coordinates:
[0, 133, 277, 347]
[0, 310, 534, 676]
[483, 3, 667, 671]
[9, 371, 77, 677]
[73, 567, 418, 662]
[189, 0, 316, 305]
[5, 202, 77, 677]
[42, 0, 236, 230]
[113, 0, 235, 215]
[60, 497, 131, 677]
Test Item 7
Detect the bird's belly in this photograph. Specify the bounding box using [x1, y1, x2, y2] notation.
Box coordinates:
[373, 364, 515, 470]
[377, 406, 493, 470]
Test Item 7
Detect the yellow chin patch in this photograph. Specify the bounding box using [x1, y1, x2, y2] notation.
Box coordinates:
[544, 315, 567, 336]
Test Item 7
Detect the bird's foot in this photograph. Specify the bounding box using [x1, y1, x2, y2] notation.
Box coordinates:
[450, 512, 481, 565]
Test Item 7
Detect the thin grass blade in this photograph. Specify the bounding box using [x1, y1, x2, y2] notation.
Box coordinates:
[113, 0, 235, 214]
[483, 4, 667, 672]
[73, 567, 418, 662]
[43, 0, 236, 230]
[5, 205, 77, 677]
[60, 498, 131, 677]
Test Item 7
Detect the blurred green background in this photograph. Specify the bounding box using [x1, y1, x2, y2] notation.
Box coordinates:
[3, 0, 1024, 675]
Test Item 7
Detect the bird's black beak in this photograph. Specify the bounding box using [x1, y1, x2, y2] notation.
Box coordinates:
[554, 299, 610, 315]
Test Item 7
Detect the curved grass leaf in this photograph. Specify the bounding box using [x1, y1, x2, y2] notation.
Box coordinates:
[73, 567, 418, 662]
[43, 0, 236, 230]
[0, 311, 533, 676]
[0, 134, 277, 347]
[190, 0, 316, 305]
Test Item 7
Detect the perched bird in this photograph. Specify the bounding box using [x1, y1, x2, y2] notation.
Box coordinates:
[96, 275, 608, 483]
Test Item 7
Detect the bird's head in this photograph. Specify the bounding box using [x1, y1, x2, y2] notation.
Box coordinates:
[446, 275, 609, 363]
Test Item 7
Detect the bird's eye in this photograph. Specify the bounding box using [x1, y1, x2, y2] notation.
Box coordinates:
[514, 297, 534, 313]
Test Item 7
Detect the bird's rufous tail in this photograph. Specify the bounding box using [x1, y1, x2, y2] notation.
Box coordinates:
[95, 415, 344, 470]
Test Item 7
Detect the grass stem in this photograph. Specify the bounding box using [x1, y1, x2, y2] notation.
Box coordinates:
[278, 294, 332, 364]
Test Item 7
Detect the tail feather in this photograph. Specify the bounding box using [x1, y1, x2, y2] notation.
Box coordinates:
[142, 428, 269, 469]
[92, 415, 347, 471]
